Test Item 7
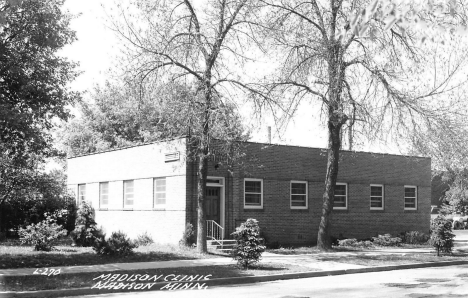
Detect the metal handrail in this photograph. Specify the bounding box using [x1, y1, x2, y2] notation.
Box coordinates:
[206, 220, 224, 246]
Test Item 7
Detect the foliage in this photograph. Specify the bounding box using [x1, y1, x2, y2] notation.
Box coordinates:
[372, 234, 402, 247]
[71, 201, 100, 247]
[0, 0, 79, 163]
[93, 231, 138, 256]
[18, 211, 67, 251]
[231, 219, 265, 269]
[134, 232, 154, 247]
[179, 223, 195, 248]
[337, 238, 374, 249]
[439, 169, 468, 215]
[0, 169, 76, 235]
[430, 215, 455, 256]
[399, 231, 430, 245]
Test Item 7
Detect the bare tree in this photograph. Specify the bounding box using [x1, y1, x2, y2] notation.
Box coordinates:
[109, 0, 263, 253]
[260, 0, 468, 250]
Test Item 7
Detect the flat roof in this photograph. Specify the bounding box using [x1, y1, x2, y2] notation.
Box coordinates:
[67, 137, 430, 160]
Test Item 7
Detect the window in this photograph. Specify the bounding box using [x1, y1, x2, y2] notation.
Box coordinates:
[154, 178, 166, 207]
[100, 182, 109, 207]
[333, 183, 347, 210]
[370, 184, 384, 210]
[244, 179, 263, 209]
[78, 184, 86, 203]
[291, 181, 308, 209]
[124, 180, 134, 207]
[404, 186, 417, 210]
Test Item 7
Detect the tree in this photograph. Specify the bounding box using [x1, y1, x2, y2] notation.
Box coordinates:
[260, 0, 468, 250]
[0, 0, 79, 229]
[109, 0, 259, 253]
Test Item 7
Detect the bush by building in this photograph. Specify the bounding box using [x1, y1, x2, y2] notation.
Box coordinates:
[430, 215, 455, 256]
[231, 218, 265, 269]
[93, 230, 137, 256]
[18, 211, 67, 251]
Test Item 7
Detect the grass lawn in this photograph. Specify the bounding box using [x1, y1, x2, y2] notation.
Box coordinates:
[0, 263, 318, 292]
[0, 238, 226, 269]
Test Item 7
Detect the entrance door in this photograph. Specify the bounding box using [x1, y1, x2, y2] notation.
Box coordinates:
[205, 187, 220, 224]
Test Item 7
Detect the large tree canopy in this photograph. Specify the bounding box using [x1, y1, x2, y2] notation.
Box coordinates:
[256, 0, 468, 250]
[0, 0, 79, 162]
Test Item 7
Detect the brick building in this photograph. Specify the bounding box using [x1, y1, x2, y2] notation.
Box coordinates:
[67, 137, 431, 245]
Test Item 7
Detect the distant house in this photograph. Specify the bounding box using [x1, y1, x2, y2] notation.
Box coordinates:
[67, 137, 431, 245]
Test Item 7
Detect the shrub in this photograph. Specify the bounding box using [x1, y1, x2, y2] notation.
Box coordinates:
[400, 231, 430, 245]
[93, 231, 137, 256]
[135, 232, 154, 246]
[231, 218, 265, 269]
[179, 223, 195, 247]
[337, 238, 374, 248]
[18, 211, 67, 251]
[372, 234, 402, 247]
[71, 201, 100, 247]
[430, 215, 455, 256]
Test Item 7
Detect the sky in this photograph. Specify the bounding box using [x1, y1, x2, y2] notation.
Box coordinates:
[58, 0, 398, 154]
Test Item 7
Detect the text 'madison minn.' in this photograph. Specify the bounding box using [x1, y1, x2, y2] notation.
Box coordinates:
[92, 273, 212, 291]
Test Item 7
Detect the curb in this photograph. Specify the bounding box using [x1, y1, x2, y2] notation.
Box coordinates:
[2, 260, 468, 298]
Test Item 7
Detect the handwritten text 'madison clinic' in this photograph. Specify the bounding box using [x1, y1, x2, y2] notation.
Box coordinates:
[91, 273, 211, 291]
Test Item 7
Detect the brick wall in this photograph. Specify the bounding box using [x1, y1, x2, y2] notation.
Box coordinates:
[193, 142, 431, 245]
[67, 139, 188, 244]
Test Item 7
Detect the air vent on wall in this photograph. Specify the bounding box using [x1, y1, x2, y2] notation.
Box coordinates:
[165, 151, 180, 162]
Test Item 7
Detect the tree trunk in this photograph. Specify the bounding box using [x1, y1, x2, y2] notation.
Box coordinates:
[196, 151, 208, 253]
[317, 121, 343, 250]
[196, 81, 212, 254]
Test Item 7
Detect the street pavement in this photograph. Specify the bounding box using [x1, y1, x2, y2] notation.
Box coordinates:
[70, 264, 468, 298]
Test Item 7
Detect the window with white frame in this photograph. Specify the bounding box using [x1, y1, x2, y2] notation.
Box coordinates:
[333, 183, 347, 209]
[404, 186, 417, 210]
[154, 178, 166, 207]
[124, 180, 134, 207]
[370, 184, 384, 210]
[291, 181, 307, 209]
[100, 182, 109, 208]
[78, 184, 86, 203]
[244, 178, 263, 208]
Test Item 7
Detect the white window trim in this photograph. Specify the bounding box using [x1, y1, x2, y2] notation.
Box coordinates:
[123, 180, 134, 209]
[244, 178, 263, 209]
[370, 184, 384, 210]
[290, 180, 308, 209]
[333, 182, 348, 210]
[153, 177, 166, 209]
[404, 185, 418, 210]
[99, 182, 109, 208]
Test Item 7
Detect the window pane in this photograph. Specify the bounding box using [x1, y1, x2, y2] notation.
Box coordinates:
[371, 186, 382, 196]
[334, 196, 346, 207]
[371, 197, 382, 207]
[291, 183, 306, 194]
[100, 182, 109, 206]
[154, 178, 166, 206]
[245, 181, 261, 193]
[405, 187, 416, 197]
[291, 195, 306, 206]
[405, 197, 416, 208]
[335, 185, 346, 196]
[124, 181, 134, 206]
[245, 193, 261, 205]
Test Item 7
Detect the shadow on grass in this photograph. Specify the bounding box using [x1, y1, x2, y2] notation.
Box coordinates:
[0, 250, 199, 269]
